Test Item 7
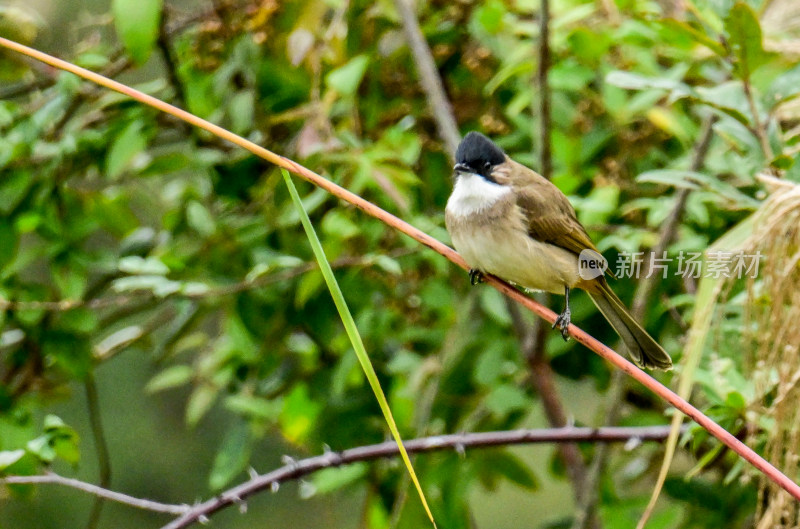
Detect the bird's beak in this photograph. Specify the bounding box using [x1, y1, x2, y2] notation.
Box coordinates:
[453, 163, 472, 174]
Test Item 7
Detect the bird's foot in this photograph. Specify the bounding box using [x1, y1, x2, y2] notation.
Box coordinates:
[469, 269, 484, 285]
[553, 308, 571, 341]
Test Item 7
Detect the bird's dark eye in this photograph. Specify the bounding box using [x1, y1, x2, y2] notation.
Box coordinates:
[483, 161, 492, 171]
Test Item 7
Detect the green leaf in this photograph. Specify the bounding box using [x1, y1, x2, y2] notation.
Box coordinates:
[52, 262, 88, 299]
[605, 71, 688, 93]
[112, 275, 181, 296]
[186, 201, 217, 237]
[605, 72, 751, 126]
[111, 0, 162, 64]
[372, 255, 402, 275]
[43, 415, 67, 431]
[321, 210, 359, 239]
[725, 390, 747, 411]
[308, 463, 368, 496]
[480, 451, 539, 490]
[105, 120, 147, 178]
[474, 0, 505, 34]
[208, 420, 251, 490]
[0, 219, 18, 269]
[637, 169, 759, 209]
[0, 170, 32, 215]
[766, 63, 800, 108]
[295, 270, 324, 307]
[186, 384, 218, 426]
[478, 289, 512, 327]
[473, 347, 505, 387]
[146, 365, 194, 393]
[26, 435, 55, 463]
[42, 333, 92, 379]
[0, 7, 41, 81]
[279, 383, 322, 443]
[26, 416, 79, 465]
[484, 384, 530, 417]
[0, 449, 25, 471]
[725, 3, 773, 80]
[326, 55, 369, 96]
[660, 18, 726, 56]
[56, 308, 99, 335]
[224, 394, 282, 420]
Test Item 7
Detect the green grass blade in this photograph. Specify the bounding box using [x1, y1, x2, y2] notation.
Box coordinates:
[280, 169, 436, 527]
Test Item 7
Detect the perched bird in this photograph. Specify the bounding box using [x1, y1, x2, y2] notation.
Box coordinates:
[445, 132, 672, 370]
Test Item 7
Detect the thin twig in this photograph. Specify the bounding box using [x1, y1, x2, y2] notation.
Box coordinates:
[743, 76, 774, 161]
[537, 0, 552, 181]
[158, 8, 188, 109]
[2, 36, 798, 507]
[1, 472, 190, 515]
[393, 0, 461, 158]
[161, 426, 680, 529]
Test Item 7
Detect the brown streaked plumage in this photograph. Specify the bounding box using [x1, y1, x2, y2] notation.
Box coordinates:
[445, 132, 672, 370]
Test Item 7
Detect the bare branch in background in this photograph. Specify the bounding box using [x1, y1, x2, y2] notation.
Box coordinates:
[161, 425, 680, 529]
[393, 0, 461, 159]
[2, 426, 679, 525]
[1, 472, 190, 515]
[537, 0, 552, 181]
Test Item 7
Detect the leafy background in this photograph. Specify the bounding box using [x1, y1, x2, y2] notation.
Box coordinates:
[2, 0, 800, 527]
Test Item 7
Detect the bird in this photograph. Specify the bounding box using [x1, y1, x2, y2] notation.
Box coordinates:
[444, 131, 672, 370]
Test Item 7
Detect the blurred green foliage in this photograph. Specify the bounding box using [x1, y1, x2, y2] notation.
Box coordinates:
[2, 0, 800, 527]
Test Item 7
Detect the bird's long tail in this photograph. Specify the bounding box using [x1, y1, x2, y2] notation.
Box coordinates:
[587, 281, 672, 370]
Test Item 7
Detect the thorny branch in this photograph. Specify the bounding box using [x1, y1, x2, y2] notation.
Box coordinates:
[1, 426, 678, 525]
[161, 426, 681, 529]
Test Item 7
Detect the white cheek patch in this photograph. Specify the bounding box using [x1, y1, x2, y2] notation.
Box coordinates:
[446, 173, 510, 217]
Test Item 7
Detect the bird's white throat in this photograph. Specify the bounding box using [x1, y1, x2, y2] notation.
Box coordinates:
[446, 173, 510, 217]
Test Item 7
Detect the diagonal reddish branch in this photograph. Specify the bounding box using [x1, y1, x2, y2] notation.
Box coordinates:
[1, 36, 799, 503]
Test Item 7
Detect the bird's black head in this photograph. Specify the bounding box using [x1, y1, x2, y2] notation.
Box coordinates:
[454, 131, 506, 181]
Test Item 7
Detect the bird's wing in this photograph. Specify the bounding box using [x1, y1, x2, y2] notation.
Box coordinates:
[515, 185, 599, 256]
[516, 183, 616, 279]
[494, 158, 614, 278]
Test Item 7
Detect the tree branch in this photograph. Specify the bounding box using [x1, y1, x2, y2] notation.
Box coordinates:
[393, 0, 461, 159]
[1, 426, 677, 525]
[160, 426, 679, 529]
[2, 35, 799, 512]
[537, 0, 552, 181]
[1, 472, 190, 515]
